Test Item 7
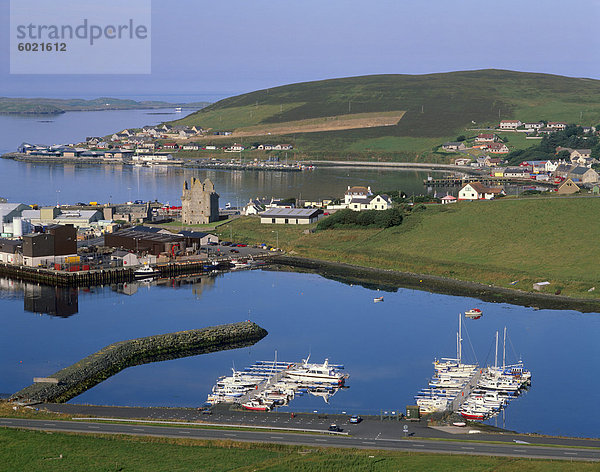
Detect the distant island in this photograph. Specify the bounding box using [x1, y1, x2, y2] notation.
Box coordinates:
[0, 97, 211, 115]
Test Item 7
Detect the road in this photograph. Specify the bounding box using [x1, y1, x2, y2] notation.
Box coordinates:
[1, 417, 598, 462]
[0, 418, 600, 461]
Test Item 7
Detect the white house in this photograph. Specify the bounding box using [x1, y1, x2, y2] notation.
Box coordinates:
[441, 195, 457, 204]
[523, 122, 544, 130]
[475, 133, 496, 143]
[458, 182, 505, 200]
[348, 194, 393, 211]
[499, 120, 522, 130]
[442, 142, 466, 151]
[547, 122, 567, 130]
[344, 186, 372, 205]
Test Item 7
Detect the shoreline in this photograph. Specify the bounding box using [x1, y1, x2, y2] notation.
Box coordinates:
[270, 255, 600, 313]
[2, 152, 480, 174]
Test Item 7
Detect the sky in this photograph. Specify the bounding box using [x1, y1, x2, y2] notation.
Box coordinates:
[1, 0, 599, 101]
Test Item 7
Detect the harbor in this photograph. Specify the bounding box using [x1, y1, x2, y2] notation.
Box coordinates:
[206, 356, 349, 412]
[415, 314, 531, 422]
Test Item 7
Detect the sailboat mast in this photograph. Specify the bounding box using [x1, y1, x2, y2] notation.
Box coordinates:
[502, 327, 506, 369]
[495, 331, 498, 368]
[458, 314, 462, 364]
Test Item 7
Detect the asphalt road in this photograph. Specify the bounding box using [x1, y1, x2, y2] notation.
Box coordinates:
[1, 417, 598, 462]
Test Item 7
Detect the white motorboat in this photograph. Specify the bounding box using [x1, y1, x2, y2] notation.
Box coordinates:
[285, 357, 347, 385]
[134, 264, 160, 279]
[465, 308, 483, 319]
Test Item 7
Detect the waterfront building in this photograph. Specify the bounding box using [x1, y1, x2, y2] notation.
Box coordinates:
[181, 178, 220, 225]
[22, 224, 77, 267]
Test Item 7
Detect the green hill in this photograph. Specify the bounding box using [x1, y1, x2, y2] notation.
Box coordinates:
[171, 69, 600, 159]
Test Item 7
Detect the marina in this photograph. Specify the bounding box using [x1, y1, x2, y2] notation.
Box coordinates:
[0, 269, 597, 437]
[207, 356, 349, 411]
[415, 315, 531, 421]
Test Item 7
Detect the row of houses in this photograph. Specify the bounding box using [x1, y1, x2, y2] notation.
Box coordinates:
[443, 140, 509, 154]
[499, 120, 596, 135]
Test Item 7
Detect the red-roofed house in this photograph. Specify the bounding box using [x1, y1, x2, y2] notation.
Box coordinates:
[486, 143, 510, 154]
[475, 133, 497, 143]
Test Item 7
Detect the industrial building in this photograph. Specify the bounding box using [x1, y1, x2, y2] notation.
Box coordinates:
[104, 228, 187, 256]
[21, 224, 78, 267]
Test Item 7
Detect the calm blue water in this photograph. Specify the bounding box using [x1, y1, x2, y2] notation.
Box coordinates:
[1, 272, 598, 438]
[0, 110, 439, 205]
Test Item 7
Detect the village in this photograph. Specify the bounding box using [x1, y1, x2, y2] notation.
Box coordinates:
[438, 119, 600, 194]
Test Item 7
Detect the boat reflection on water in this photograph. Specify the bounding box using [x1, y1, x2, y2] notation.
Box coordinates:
[207, 357, 349, 411]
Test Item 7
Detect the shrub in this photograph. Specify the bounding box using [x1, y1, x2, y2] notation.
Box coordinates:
[317, 208, 403, 230]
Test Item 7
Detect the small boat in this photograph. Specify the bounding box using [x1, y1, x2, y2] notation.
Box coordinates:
[230, 259, 251, 269]
[465, 308, 482, 319]
[175, 107, 182, 113]
[373, 296, 384, 303]
[134, 264, 160, 279]
[241, 400, 271, 411]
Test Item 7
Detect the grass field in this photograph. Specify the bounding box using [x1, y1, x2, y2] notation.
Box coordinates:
[1, 428, 596, 472]
[169, 70, 600, 158]
[217, 196, 600, 298]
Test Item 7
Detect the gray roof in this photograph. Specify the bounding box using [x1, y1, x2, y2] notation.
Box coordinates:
[443, 142, 463, 146]
[21, 209, 41, 220]
[569, 167, 592, 175]
[261, 208, 321, 218]
[0, 238, 22, 253]
[178, 230, 212, 238]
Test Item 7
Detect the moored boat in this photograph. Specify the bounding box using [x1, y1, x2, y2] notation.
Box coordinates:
[465, 308, 483, 319]
[134, 264, 160, 279]
[242, 399, 271, 411]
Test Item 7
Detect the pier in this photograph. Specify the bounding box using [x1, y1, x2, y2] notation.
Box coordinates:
[10, 321, 268, 404]
[424, 176, 556, 187]
[450, 369, 482, 412]
[236, 361, 298, 405]
[0, 253, 272, 287]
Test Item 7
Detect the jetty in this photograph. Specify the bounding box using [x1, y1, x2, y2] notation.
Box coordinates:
[10, 321, 268, 404]
[424, 176, 556, 188]
[0, 253, 272, 287]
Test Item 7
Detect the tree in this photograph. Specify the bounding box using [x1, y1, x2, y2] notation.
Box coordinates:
[456, 135, 466, 142]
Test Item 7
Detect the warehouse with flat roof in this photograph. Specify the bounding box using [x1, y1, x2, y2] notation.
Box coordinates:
[260, 208, 322, 225]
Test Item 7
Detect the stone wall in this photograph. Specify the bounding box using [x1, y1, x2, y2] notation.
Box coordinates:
[11, 321, 268, 403]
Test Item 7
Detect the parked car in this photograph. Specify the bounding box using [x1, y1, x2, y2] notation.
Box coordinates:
[221, 241, 232, 246]
[349, 415, 362, 424]
[230, 249, 239, 253]
[237, 244, 247, 247]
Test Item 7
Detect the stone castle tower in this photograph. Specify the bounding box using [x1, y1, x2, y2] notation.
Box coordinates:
[181, 178, 219, 224]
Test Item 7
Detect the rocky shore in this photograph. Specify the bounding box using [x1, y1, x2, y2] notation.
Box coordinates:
[270, 255, 600, 313]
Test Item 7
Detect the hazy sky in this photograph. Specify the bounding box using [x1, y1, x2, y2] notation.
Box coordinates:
[1, 0, 599, 100]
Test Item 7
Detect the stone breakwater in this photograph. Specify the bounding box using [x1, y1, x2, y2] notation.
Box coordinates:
[10, 321, 268, 404]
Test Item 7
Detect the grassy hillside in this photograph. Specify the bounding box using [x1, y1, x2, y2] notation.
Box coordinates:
[2, 428, 596, 472]
[219, 196, 600, 298]
[171, 70, 600, 158]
